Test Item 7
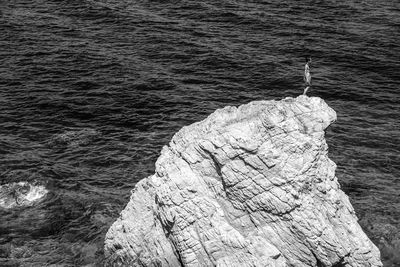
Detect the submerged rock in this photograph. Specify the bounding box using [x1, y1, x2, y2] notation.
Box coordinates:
[0, 181, 48, 209]
[104, 96, 382, 266]
[48, 128, 99, 148]
[359, 215, 400, 267]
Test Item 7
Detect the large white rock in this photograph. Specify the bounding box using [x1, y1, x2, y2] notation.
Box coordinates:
[104, 96, 382, 267]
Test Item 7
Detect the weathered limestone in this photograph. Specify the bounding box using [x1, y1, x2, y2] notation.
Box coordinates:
[104, 96, 382, 267]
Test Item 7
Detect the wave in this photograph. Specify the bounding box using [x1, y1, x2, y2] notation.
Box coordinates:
[0, 181, 49, 209]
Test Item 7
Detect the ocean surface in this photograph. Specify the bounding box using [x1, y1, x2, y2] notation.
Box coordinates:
[0, 0, 399, 266]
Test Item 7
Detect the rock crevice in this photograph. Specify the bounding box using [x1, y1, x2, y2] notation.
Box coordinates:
[104, 96, 382, 267]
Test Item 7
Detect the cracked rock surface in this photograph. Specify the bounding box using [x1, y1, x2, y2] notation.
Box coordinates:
[104, 96, 382, 267]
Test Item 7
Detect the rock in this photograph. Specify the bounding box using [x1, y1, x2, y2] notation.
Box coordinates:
[104, 96, 382, 267]
[0, 181, 48, 209]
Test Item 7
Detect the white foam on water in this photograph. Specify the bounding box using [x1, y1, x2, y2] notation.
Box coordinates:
[0, 182, 49, 209]
[24, 184, 48, 203]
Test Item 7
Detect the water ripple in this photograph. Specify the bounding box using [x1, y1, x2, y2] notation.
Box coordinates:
[0, 0, 399, 265]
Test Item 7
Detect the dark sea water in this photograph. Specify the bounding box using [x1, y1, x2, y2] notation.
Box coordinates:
[0, 0, 399, 266]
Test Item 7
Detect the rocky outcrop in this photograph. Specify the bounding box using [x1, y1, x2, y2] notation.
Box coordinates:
[104, 96, 382, 267]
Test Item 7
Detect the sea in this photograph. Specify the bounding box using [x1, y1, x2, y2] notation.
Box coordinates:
[0, 0, 399, 266]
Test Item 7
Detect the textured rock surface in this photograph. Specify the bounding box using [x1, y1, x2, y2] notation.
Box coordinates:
[104, 96, 382, 267]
